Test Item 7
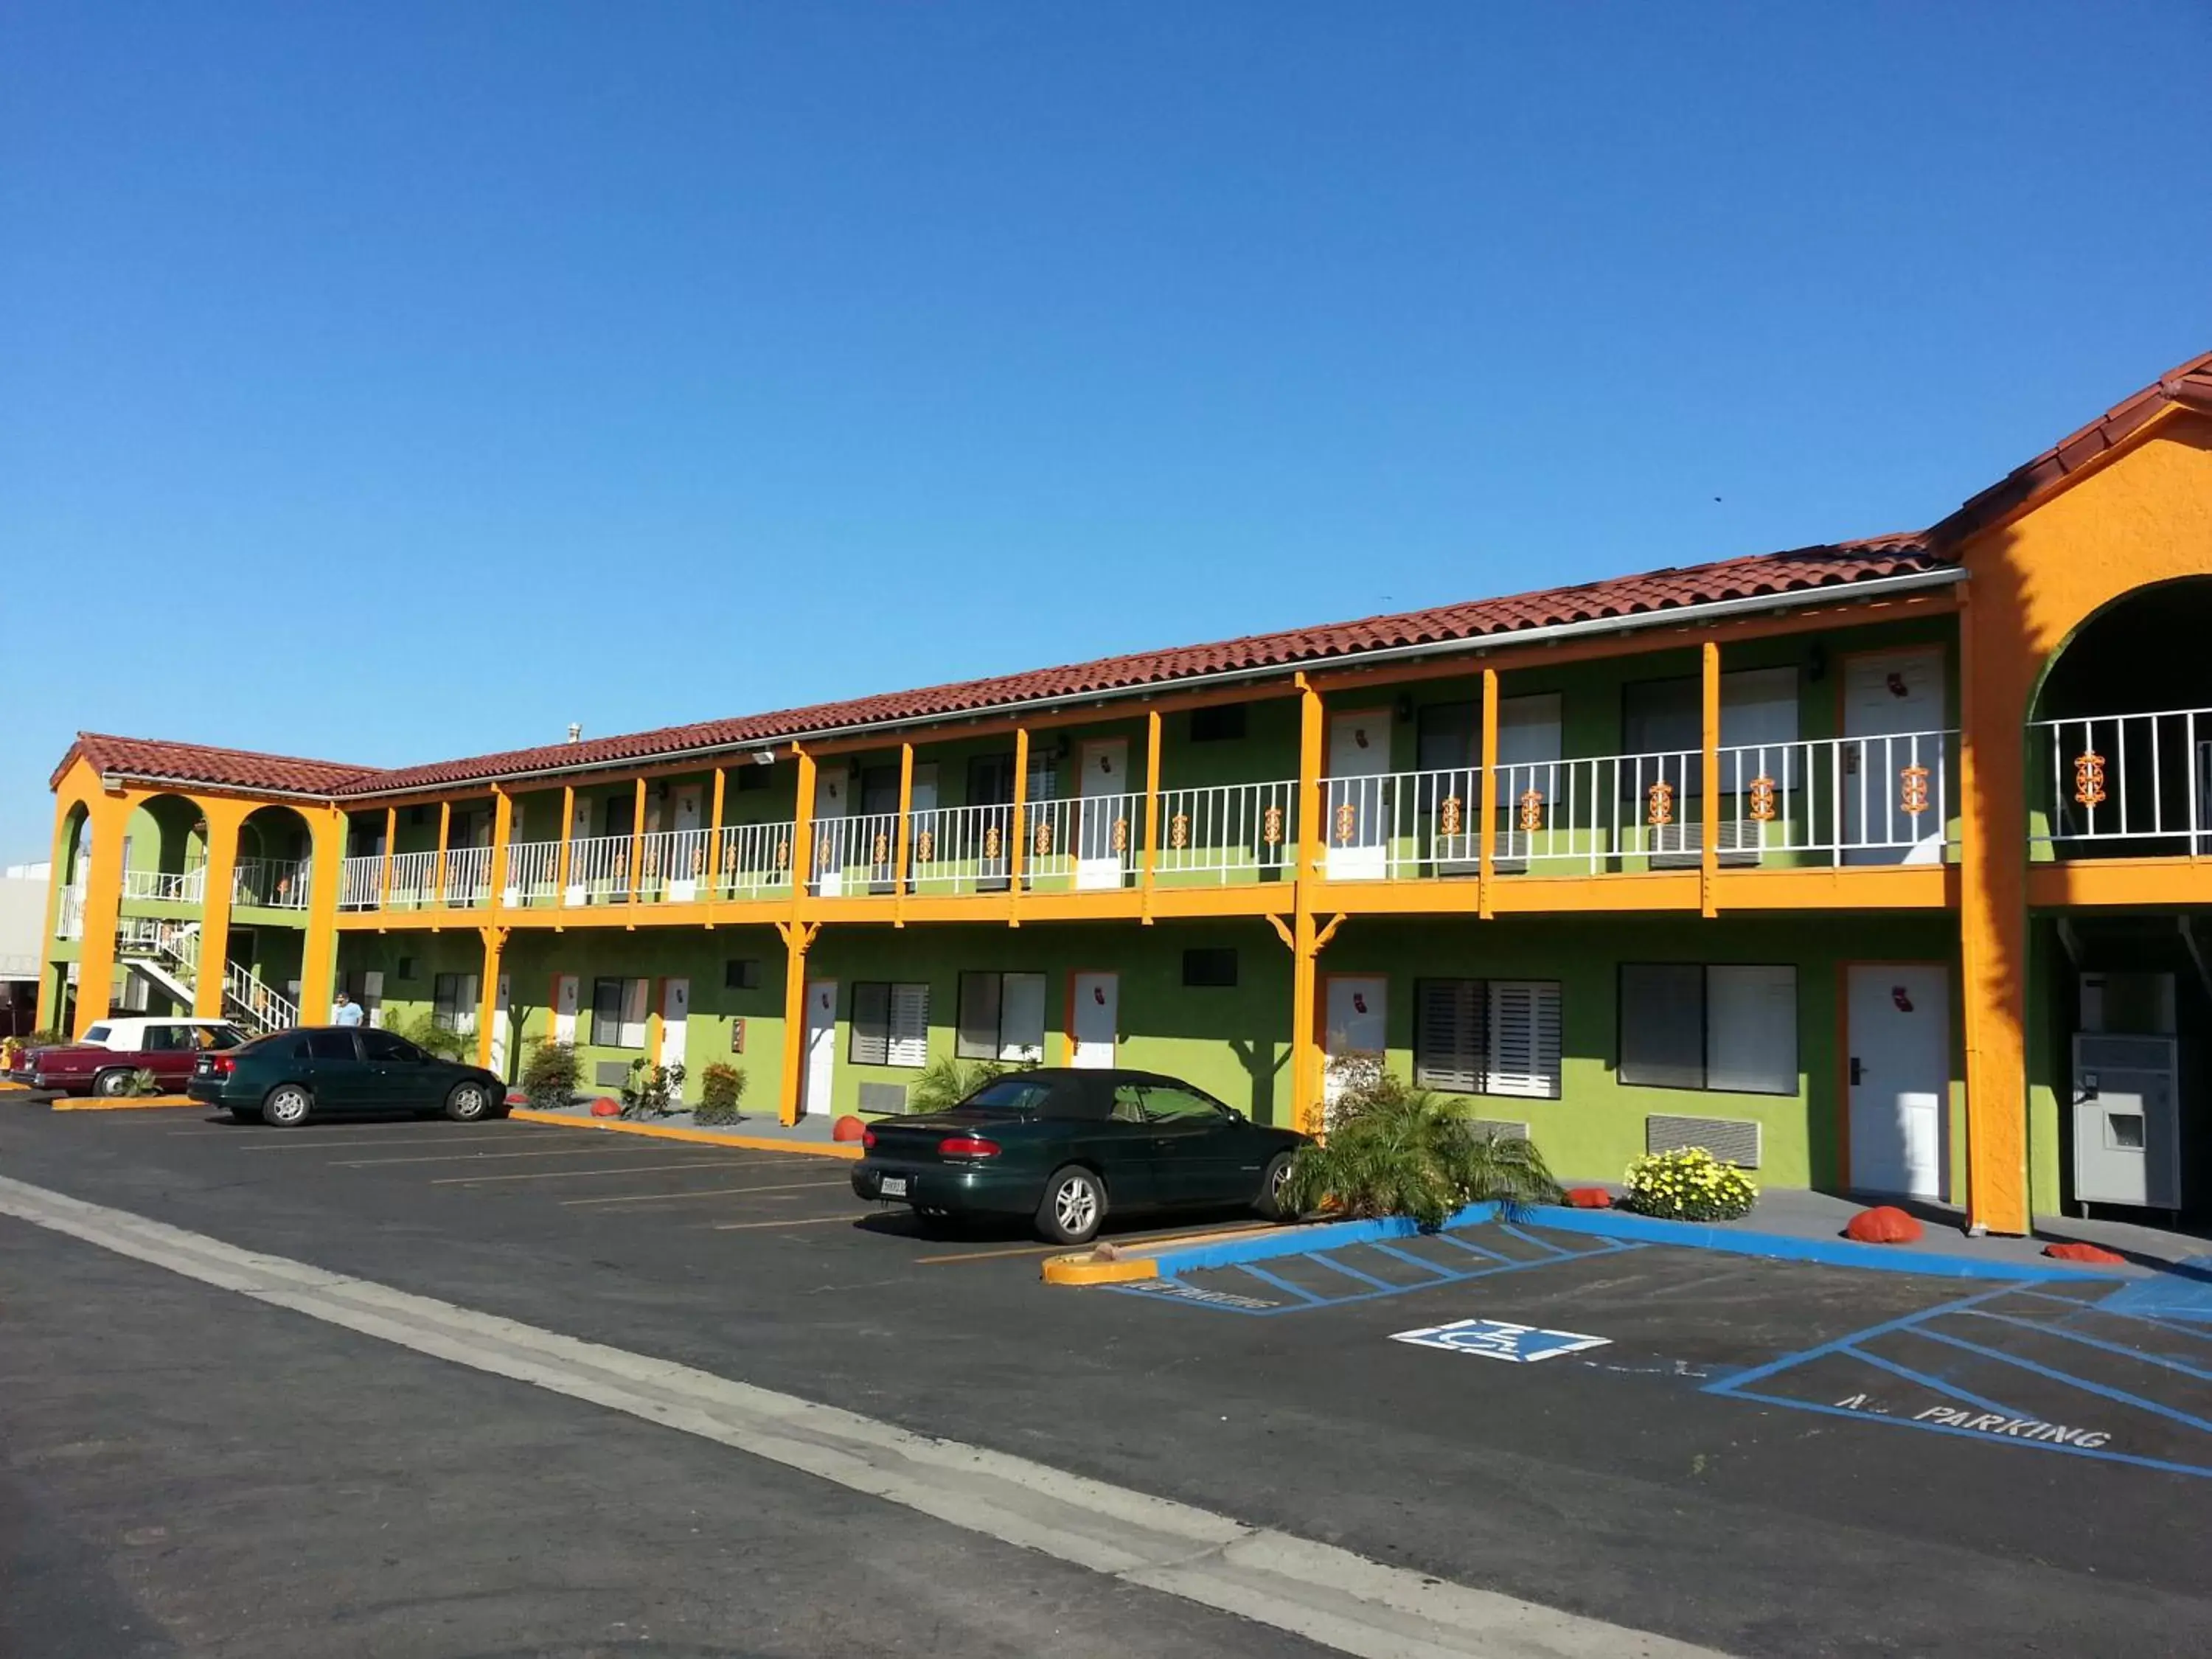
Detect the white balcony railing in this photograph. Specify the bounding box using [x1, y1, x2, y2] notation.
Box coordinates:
[810, 812, 902, 897]
[2031, 708, 2212, 853]
[502, 840, 561, 906]
[563, 833, 634, 905]
[440, 844, 493, 908]
[338, 855, 383, 911]
[717, 821, 796, 900]
[386, 849, 437, 910]
[905, 804, 1018, 896]
[1321, 733, 1958, 881]
[1153, 779, 1298, 886]
[57, 882, 86, 939]
[233, 856, 310, 909]
[636, 828, 714, 902]
[122, 866, 207, 904]
[1021, 792, 1144, 892]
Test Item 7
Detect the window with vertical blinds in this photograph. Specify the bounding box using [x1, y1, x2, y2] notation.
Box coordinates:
[1618, 964, 1797, 1095]
[1414, 978, 1560, 1099]
[852, 981, 931, 1068]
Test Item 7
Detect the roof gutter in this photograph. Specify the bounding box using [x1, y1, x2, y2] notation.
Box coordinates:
[253, 565, 1967, 802]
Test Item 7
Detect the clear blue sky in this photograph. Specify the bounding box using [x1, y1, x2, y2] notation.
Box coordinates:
[4, 1, 2208, 860]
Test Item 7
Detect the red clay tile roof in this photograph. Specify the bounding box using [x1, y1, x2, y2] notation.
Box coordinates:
[50, 734, 380, 796]
[58, 347, 2210, 804]
[340, 537, 1949, 796]
[1933, 349, 2212, 546]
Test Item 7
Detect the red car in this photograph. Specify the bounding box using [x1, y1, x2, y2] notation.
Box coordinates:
[8, 1017, 250, 1097]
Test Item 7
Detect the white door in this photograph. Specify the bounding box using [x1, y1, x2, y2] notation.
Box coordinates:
[803, 979, 838, 1115]
[1070, 972, 1118, 1068]
[1324, 975, 1389, 1104]
[669, 786, 703, 901]
[814, 769, 851, 897]
[1326, 711, 1391, 880]
[660, 978, 689, 1094]
[2072, 1035, 2181, 1208]
[490, 973, 511, 1074]
[1843, 648, 1947, 865]
[1077, 741, 1130, 890]
[1848, 964, 1949, 1200]
[552, 975, 579, 1046]
[362, 970, 385, 1029]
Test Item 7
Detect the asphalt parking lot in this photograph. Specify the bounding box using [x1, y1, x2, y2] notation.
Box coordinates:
[7, 1100, 2212, 1657]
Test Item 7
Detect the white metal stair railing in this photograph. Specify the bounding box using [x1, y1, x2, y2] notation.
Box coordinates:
[635, 828, 713, 902]
[501, 840, 561, 906]
[563, 834, 634, 905]
[386, 849, 437, 910]
[903, 804, 1016, 896]
[114, 918, 299, 1035]
[57, 881, 87, 939]
[439, 844, 493, 909]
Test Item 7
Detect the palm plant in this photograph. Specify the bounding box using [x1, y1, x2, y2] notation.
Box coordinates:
[1279, 1068, 1561, 1231]
[905, 1055, 1008, 1115]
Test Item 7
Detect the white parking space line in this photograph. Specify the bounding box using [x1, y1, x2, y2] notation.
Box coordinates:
[333, 1145, 689, 1168]
[708, 1214, 862, 1231]
[228, 1133, 542, 1153]
[0, 1174, 1729, 1659]
[431, 1158, 763, 1186]
[561, 1176, 855, 1208]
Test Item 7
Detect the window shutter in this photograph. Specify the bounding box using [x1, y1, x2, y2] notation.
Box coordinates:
[1619, 964, 1705, 1088]
[999, 973, 1046, 1063]
[1414, 979, 1485, 1093]
[887, 983, 930, 1068]
[1704, 965, 1798, 1095]
[956, 973, 1001, 1060]
[850, 982, 889, 1066]
[1486, 981, 1562, 1099]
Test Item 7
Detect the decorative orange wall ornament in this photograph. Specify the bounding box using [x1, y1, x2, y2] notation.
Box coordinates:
[2073, 749, 2107, 810]
[1747, 776, 1778, 823]
[1646, 779, 1675, 827]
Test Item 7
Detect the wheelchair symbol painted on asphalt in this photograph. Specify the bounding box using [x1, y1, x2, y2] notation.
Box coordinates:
[1389, 1318, 1610, 1363]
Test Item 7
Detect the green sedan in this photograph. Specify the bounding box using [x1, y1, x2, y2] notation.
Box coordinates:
[187, 1026, 508, 1127]
[850, 1068, 1309, 1245]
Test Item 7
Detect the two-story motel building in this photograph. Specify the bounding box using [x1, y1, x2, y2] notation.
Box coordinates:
[35, 352, 2212, 1235]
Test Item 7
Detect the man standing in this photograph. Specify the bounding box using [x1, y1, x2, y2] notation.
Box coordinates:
[332, 990, 364, 1028]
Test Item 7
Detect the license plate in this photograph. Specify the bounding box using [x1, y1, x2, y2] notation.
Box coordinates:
[879, 1175, 909, 1199]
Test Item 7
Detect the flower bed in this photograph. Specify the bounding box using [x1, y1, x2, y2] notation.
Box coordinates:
[1617, 1147, 1757, 1222]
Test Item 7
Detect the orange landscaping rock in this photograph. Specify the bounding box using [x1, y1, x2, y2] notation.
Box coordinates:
[2044, 1241, 2126, 1265]
[589, 1097, 622, 1118]
[1565, 1186, 1613, 1209]
[1845, 1205, 1923, 1245]
[832, 1114, 866, 1142]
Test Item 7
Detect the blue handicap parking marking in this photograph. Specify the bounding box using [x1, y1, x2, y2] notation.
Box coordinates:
[1389, 1318, 1610, 1363]
[1706, 1276, 2212, 1480]
[1104, 1225, 1644, 1317]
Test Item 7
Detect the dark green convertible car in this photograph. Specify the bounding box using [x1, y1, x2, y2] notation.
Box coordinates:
[187, 1026, 508, 1127]
[850, 1068, 1308, 1245]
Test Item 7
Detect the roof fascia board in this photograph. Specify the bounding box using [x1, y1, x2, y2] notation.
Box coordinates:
[332, 565, 1964, 800]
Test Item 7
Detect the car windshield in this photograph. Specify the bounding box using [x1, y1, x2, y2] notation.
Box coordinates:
[83, 1025, 111, 1044]
[199, 1027, 245, 1051]
[959, 1077, 1056, 1115]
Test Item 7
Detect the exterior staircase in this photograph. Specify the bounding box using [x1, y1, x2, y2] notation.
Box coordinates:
[114, 920, 299, 1036]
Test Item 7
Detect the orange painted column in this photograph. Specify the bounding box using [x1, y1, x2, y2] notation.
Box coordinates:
[1958, 592, 2031, 1234]
[32, 795, 76, 1034]
[192, 799, 251, 1018]
[298, 806, 347, 1027]
[69, 790, 133, 1037]
[778, 749, 820, 1126]
[1477, 668, 1498, 919]
[1290, 675, 1326, 1134]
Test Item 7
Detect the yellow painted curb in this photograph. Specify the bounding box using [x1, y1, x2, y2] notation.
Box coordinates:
[50, 1095, 204, 1112]
[507, 1106, 863, 1161]
[1042, 1253, 1160, 1285]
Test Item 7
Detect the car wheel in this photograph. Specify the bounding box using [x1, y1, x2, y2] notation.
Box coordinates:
[262, 1083, 313, 1128]
[1035, 1166, 1106, 1247]
[228, 1106, 264, 1124]
[1255, 1151, 1297, 1221]
[94, 1068, 133, 1099]
[444, 1081, 493, 1122]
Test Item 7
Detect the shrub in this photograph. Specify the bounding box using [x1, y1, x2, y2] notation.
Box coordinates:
[1279, 1066, 1562, 1231]
[396, 1011, 470, 1061]
[1618, 1147, 1757, 1222]
[695, 1062, 746, 1124]
[520, 1040, 581, 1110]
[907, 1055, 1007, 1116]
[128, 1068, 163, 1096]
[620, 1059, 686, 1119]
